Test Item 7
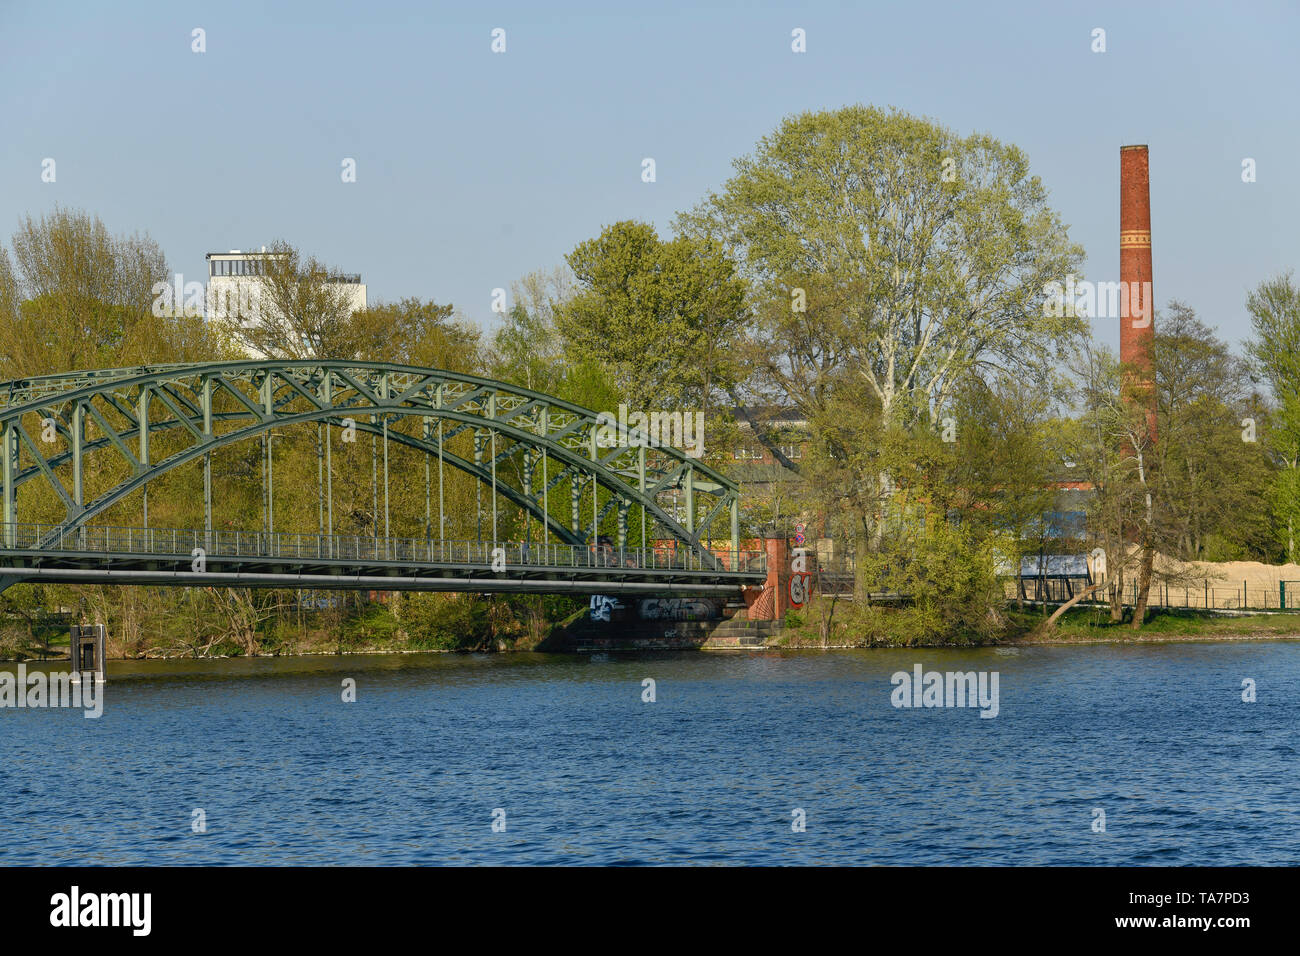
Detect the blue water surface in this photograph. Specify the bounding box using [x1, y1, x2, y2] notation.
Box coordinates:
[2, 643, 1297, 865]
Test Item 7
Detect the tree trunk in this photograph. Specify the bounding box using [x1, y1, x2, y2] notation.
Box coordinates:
[853, 529, 871, 604]
[1109, 565, 1125, 622]
[1036, 582, 1105, 634]
[1131, 544, 1154, 629]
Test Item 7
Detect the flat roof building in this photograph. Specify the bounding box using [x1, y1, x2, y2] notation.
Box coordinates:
[204, 249, 367, 318]
[204, 249, 367, 357]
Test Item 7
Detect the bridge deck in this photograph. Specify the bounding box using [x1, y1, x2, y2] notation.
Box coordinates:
[0, 524, 767, 594]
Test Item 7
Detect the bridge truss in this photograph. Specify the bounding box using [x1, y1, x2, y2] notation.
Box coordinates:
[0, 361, 754, 593]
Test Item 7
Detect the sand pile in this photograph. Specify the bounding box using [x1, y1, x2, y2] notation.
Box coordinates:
[1109, 545, 1300, 609]
[1141, 547, 1300, 589]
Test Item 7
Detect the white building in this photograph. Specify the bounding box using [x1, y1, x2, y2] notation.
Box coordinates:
[205, 249, 367, 326]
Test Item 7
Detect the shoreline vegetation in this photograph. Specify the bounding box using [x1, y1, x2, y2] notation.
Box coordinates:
[5, 599, 1300, 662]
[773, 603, 1300, 649]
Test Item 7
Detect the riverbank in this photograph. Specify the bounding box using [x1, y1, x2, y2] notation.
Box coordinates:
[6, 604, 1300, 662]
[770, 605, 1300, 649]
[1008, 606, 1300, 645]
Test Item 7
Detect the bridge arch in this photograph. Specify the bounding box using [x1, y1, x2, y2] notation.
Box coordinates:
[0, 361, 742, 567]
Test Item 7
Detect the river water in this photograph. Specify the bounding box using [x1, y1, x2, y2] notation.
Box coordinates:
[3, 642, 1298, 865]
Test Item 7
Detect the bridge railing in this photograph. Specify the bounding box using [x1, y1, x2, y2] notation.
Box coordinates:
[0, 523, 767, 575]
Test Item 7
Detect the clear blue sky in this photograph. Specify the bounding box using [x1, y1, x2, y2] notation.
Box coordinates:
[2, 0, 1297, 352]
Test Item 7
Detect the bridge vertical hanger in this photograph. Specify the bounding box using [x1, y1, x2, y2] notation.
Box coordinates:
[684, 466, 695, 535]
[436, 383, 445, 559]
[617, 497, 629, 556]
[589, 427, 598, 546]
[522, 450, 534, 548]
[138, 385, 150, 529]
[569, 472, 579, 537]
[72, 403, 84, 538]
[1, 421, 15, 548]
[422, 415, 432, 542]
[370, 418, 379, 544]
[258, 374, 271, 546]
[317, 422, 325, 538]
[730, 498, 739, 566]
[638, 445, 647, 550]
[539, 405, 549, 563]
[488, 392, 498, 547]
[473, 429, 484, 543]
[201, 378, 213, 542]
[381, 372, 390, 546]
[323, 372, 334, 557]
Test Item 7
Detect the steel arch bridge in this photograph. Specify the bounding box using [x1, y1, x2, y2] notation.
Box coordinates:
[0, 361, 763, 595]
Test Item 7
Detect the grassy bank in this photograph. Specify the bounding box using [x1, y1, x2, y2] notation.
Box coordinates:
[1007, 606, 1300, 644]
[771, 597, 1300, 648]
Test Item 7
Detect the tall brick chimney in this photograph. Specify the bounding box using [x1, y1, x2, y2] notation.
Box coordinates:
[1120, 145, 1156, 444]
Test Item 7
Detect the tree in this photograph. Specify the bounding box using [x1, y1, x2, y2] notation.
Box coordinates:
[1069, 307, 1274, 629]
[1153, 303, 1272, 562]
[1245, 272, 1300, 562]
[348, 297, 478, 370]
[1267, 395, 1300, 563]
[555, 220, 748, 410]
[490, 266, 573, 393]
[232, 239, 360, 358]
[0, 206, 223, 377]
[0, 208, 231, 653]
[1068, 340, 1152, 623]
[949, 373, 1070, 609]
[676, 105, 1085, 594]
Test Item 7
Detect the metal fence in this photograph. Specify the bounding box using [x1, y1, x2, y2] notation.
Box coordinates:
[1004, 577, 1300, 612]
[0, 523, 766, 575]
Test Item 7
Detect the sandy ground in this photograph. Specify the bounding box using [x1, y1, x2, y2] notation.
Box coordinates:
[1140, 548, 1300, 609]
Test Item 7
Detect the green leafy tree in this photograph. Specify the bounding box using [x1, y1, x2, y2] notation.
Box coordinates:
[1245, 272, 1300, 562]
[1153, 303, 1272, 562]
[0, 206, 225, 377]
[555, 220, 748, 410]
[677, 104, 1085, 598]
[349, 297, 478, 369]
[490, 266, 573, 393]
[949, 373, 1070, 607]
[234, 239, 360, 359]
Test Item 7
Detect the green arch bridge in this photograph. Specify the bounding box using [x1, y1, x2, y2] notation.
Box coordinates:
[0, 361, 765, 596]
